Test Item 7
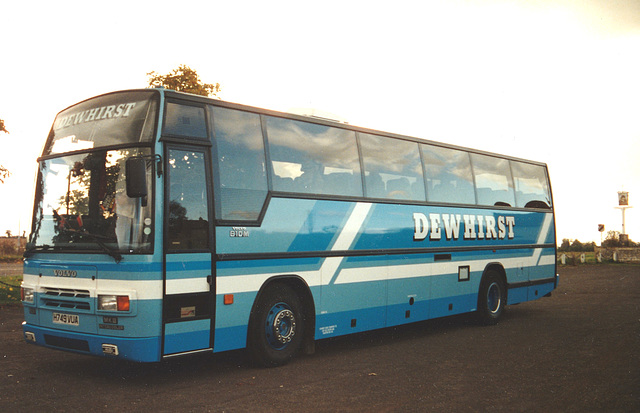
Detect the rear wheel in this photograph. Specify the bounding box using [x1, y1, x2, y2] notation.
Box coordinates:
[248, 284, 304, 367]
[477, 271, 506, 325]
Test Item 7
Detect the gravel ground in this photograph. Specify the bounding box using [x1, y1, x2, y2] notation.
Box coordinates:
[0, 264, 638, 412]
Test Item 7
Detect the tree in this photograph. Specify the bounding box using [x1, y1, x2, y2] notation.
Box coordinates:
[569, 239, 584, 252]
[602, 231, 637, 248]
[147, 65, 221, 97]
[602, 231, 621, 248]
[559, 238, 596, 252]
[0, 118, 9, 183]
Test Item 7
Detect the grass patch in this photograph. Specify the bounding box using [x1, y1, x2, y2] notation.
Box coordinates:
[0, 276, 22, 304]
[557, 251, 598, 264]
[0, 255, 23, 263]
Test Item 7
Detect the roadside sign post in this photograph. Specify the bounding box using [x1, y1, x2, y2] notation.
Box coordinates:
[598, 224, 605, 246]
[615, 192, 632, 246]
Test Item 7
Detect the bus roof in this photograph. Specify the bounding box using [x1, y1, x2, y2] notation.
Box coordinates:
[59, 88, 548, 168]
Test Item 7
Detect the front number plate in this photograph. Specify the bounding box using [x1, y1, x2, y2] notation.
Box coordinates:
[52, 313, 79, 326]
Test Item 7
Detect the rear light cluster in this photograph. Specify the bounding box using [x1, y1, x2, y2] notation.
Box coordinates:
[98, 295, 130, 311]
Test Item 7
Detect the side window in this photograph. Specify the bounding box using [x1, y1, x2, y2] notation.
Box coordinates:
[163, 103, 208, 139]
[266, 117, 363, 197]
[471, 154, 516, 207]
[422, 144, 475, 205]
[167, 150, 209, 250]
[511, 161, 551, 208]
[360, 133, 425, 201]
[211, 107, 268, 221]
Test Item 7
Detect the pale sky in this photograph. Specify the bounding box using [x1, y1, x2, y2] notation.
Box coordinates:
[1, 0, 639, 244]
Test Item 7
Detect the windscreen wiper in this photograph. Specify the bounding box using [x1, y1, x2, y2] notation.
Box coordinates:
[76, 230, 123, 264]
[23, 244, 51, 258]
[46, 211, 123, 263]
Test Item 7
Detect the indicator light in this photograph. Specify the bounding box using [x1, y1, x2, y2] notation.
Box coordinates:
[98, 295, 130, 311]
[21, 287, 34, 303]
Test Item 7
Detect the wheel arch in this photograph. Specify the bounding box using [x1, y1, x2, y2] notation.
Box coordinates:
[480, 263, 508, 301]
[247, 275, 317, 354]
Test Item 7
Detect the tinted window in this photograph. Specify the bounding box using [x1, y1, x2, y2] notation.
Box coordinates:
[211, 107, 268, 220]
[360, 134, 425, 201]
[511, 161, 551, 208]
[163, 103, 208, 138]
[471, 154, 516, 207]
[422, 145, 475, 204]
[167, 150, 209, 250]
[266, 117, 362, 197]
[29, 149, 153, 253]
[47, 91, 158, 155]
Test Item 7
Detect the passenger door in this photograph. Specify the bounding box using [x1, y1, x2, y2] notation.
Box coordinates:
[162, 147, 215, 356]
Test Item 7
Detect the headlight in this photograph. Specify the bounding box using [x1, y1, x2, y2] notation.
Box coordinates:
[21, 287, 35, 303]
[98, 295, 130, 311]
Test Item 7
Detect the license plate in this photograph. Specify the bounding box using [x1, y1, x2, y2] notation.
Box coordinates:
[52, 312, 79, 326]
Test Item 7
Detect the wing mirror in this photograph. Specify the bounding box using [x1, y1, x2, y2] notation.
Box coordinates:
[126, 157, 148, 203]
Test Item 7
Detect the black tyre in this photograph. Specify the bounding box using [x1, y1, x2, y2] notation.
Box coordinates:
[248, 283, 305, 367]
[477, 270, 506, 325]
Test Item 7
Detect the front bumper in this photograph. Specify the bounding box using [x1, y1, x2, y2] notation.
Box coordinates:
[22, 322, 161, 362]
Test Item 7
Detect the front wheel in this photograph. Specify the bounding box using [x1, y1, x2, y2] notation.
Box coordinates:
[248, 284, 305, 367]
[477, 271, 506, 325]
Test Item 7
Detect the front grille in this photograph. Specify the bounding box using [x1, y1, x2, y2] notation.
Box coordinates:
[43, 300, 91, 311]
[43, 287, 90, 299]
[41, 287, 91, 311]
